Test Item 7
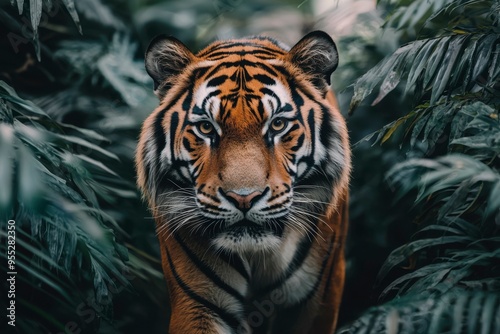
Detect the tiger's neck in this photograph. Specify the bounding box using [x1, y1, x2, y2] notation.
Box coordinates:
[156, 191, 347, 334]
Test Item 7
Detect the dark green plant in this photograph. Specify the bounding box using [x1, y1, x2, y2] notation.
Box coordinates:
[0, 1, 167, 332]
[339, 0, 500, 332]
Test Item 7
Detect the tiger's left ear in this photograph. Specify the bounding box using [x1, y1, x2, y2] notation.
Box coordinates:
[288, 31, 338, 90]
[145, 35, 195, 98]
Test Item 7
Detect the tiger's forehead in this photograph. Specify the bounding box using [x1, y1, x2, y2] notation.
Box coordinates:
[196, 36, 289, 59]
[189, 38, 294, 128]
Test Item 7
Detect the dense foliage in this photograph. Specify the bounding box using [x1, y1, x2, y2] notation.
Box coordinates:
[339, 0, 500, 332]
[1, 1, 166, 332]
[0, 0, 498, 333]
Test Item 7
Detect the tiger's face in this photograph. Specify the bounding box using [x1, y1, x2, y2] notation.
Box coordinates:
[137, 31, 350, 253]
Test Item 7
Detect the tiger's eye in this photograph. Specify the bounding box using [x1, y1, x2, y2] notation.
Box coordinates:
[271, 118, 287, 132]
[198, 122, 214, 135]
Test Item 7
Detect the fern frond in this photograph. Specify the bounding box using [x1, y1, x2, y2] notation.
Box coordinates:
[0, 80, 130, 315]
[349, 33, 500, 113]
[337, 288, 500, 334]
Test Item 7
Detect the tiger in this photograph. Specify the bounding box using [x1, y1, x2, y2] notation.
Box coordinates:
[135, 30, 351, 334]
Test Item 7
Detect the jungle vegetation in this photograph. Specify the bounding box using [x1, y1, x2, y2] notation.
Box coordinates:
[0, 0, 498, 333]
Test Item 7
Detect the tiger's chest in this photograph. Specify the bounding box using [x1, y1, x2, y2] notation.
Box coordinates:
[235, 229, 323, 307]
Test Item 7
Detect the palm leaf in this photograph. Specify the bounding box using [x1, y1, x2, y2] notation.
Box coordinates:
[349, 33, 500, 113]
[0, 80, 131, 325]
[337, 288, 500, 334]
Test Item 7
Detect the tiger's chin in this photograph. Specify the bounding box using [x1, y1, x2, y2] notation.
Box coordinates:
[211, 219, 284, 253]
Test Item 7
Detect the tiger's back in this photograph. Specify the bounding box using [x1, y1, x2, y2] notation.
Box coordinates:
[136, 31, 351, 334]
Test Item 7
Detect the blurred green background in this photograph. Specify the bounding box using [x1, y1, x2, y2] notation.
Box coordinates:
[0, 0, 499, 333]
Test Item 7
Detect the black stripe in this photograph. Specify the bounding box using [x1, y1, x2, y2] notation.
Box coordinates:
[207, 75, 229, 87]
[254, 74, 276, 85]
[289, 84, 304, 111]
[290, 132, 304, 153]
[166, 248, 242, 330]
[300, 233, 336, 304]
[201, 42, 285, 56]
[260, 87, 278, 98]
[270, 234, 337, 333]
[257, 99, 266, 120]
[191, 161, 202, 178]
[202, 90, 222, 111]
[271, 64, 292, 80]
[201, 203, 230, 212]
[255, 62, 279, 77]
[174, 234, 246, 303]
[197, 185, 221, 203]
[217, 250, 250, 281]
[154, 108, 167, 163]
[169, 112, 179, 163]
[204, 59, 279, 80]
[260, 198, 291, 212]
[183, 137, 195, 153]
[297, 109, 317, 178]
[282, 103, 293, 112]
[205, 49, 280, 59]
[319, 104, 335, 148]
[192, 66, 210, 80]
[307, 108, 316, 153]
[182, 88, 193, 111]
[258, 233, 314, 296]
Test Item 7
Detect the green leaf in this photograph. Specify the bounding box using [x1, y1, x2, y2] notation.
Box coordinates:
[480, 293, 497, 334]
[451, 131, 500, 151]
[76, 154, 118, 176]
[18, 142, 45, 211]
[338, 289, 500, 334]
[59, 122, 109, 142]
[377, 236, 472, 283]
[16, 0, 24, 14]
[381, 262, 453, 298]
[349, 55, 394, 113]
[487, 43, 500, 87]
[486, 181, 500, 216]
[430, 35, 467, 104]
[410, 107, 431, 147]
[406, 38, 440, 95]
[29, 0, 42, 34]
[0, 81, 48, 116]
[470, 34, 497, 86]
[451, 35, 479, 91]
[422, 104, 448, 145]
[423, 36, 450, 90]
[372, 43, 418, 105]
[449, 107, 471, 142]
[357, 110, 418, 146]
[380, 117, 405, 144]
[0, 124, 14, 214]
[61, 0, 82, 34]
[451, 293, 468, 333]
[53, 133, 119, 160]
[467, 293, 484, 333]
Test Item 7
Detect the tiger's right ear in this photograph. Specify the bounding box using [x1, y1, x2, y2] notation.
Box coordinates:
[145, 35, 195, 98]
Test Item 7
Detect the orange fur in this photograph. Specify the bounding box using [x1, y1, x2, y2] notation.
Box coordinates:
[136, 32, 351, 334]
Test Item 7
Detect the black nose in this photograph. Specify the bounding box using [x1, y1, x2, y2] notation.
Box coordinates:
[221, 189, 265, 212]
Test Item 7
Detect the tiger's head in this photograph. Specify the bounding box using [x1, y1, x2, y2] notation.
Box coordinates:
[136, 31, 350, 253]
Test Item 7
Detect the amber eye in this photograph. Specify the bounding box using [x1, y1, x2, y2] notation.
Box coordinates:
[197, 121, 215, 135]
[271, 118, 287, 133]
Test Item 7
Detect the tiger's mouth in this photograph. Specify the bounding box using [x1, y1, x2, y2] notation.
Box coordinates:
[226, 219, 260, 231]
[209, 217, 287, 252]
[209, 218, 286, 238]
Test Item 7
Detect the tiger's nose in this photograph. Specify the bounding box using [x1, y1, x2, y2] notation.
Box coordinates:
[223, 190, 263, 212]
